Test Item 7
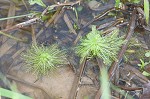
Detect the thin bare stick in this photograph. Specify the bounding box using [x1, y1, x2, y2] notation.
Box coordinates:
[0, 31, 27, 42]
[108, 9, 137, 79]
[31, 25, 36, 45]
[36, 7, 62, 38]
[117, 85, 142, 91]
[63, 13, 77, 35]
[82, 7, 115, 29]
[69, 58, 86, 99]
[0, 4, 53, 33]
[1, 17, 40, 33]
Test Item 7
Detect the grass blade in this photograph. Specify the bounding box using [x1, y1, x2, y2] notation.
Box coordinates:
[0, 88, 32, 99]
[144, 0, 149, 24]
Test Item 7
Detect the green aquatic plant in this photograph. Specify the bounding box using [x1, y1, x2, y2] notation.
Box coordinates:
[137, 59, 150, 76]
[137, 51, 150, 76]
[76, 26, 124, 65]
[22, 44, 67, 76]
[138, 59, 149, 70]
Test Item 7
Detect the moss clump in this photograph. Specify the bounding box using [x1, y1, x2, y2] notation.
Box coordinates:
[76, 26, 124, 65]
[22, 44, 67, 76]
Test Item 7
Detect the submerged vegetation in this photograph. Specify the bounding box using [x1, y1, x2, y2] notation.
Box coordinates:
[76, 26, 124, 65]
[21, 44, 67, 76]
[0, 0, 150, 98]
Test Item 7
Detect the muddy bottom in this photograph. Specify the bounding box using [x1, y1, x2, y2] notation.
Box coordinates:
[6, 63, 97, 99]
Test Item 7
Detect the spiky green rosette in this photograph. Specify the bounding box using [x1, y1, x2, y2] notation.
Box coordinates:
[76, 26, 124, 65]
[22, 44, 67, 76]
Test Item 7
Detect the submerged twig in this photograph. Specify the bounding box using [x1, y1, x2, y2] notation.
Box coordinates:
[31, 25, 36, 45]
[117, 85, 142, 91]
[36, 7, 63, 38]
[0, 4, 55, 33]
[69, 58, 86, 99]
[124, 64, 149, 83]
[63, 13, 77, 35]
[82, 7, 115, 29]
[0, 31, 27, 42]
[1, 17, 40, 33]
[108, 9, 137, 79]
